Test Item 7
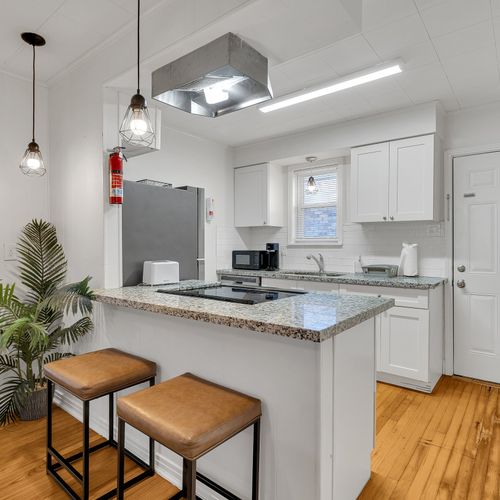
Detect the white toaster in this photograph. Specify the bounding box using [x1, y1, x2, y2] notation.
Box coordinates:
[142, 260, 180, 285]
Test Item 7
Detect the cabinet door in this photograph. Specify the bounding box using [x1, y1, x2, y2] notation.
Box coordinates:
[389, 135, 435, 221]
[234, 164, 268, 227]
[379, 307, 429, 382]
[350, 143, 390, 222]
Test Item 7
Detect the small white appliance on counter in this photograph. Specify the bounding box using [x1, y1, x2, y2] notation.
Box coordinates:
[399, 243, 419, 276]
[143, 260, 179, 285]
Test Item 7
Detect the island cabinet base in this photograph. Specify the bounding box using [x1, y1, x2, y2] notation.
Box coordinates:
[321, 319, 376, 500]
[58, 304, 376, 500]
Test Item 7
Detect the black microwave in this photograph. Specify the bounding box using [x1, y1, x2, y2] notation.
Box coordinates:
[232, 250, 268, 270]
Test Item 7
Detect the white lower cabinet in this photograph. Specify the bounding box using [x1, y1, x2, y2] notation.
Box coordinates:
[340, 284, 444, 393]
[379, 307, 429, 382]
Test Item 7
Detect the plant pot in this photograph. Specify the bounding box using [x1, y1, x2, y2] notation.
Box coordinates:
[19, 386, 48, 421]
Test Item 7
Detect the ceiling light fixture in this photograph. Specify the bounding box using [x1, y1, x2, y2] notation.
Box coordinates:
[119, 0, 155, 147]
[260, 63, 402, 113]
[20, 32, 46, 177]
[152, 33, 273, 117]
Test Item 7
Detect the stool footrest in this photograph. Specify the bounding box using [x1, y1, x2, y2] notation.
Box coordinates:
[197, 472, 242, 500]
[97, 468, 155, 500]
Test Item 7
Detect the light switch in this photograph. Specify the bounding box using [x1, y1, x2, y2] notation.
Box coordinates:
[426, 224, 442, 237]
[3, 244, 17, 261]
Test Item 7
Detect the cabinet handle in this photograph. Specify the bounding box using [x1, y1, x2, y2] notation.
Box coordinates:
[390, 216, 394, 221]
[263, 221, 267, 225]
[382, 216, 387, 221]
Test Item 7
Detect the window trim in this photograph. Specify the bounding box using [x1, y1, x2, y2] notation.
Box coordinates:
[288, 160, 343, 246]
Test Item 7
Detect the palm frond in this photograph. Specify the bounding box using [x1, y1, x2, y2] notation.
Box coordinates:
[50, 317, 94, 347]
[43, 352, 73, 364]
[0, 354, 17, 376]
[0, 377, 29, 425]
[45, 277, 95, 316]
[0, 283, 32, 331]
[0, 317, 49, 351]
[17, 219, 67, 303]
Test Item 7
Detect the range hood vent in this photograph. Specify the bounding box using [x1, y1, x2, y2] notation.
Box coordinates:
[152, 33, 273, 118]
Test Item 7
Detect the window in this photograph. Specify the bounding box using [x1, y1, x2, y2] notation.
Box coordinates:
[288, 163, 342, 245]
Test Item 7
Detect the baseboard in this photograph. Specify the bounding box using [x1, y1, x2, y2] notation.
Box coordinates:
[53, 390, 223, 500]
[376, 372, 441, 393]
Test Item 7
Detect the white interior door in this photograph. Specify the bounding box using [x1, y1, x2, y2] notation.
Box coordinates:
[454, 152, 500, 382]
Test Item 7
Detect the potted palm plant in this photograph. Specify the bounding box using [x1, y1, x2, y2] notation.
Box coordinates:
[0, 219, 94, 424]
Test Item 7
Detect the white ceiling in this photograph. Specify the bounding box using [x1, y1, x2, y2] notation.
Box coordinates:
[3, 0, 500, 147]
[0, 0, 167, 82]
[141, 0, 500, 146]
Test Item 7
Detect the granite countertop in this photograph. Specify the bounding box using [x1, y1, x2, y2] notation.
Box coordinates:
[94, 280, 394, 343]
[217, 269, 446, 290]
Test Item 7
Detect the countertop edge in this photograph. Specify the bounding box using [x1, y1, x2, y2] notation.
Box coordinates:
[217, 269, 447, 290]
[93, 291, 395, 343]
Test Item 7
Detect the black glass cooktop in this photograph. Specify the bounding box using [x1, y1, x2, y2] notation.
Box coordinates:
[158, 285, 305, 305]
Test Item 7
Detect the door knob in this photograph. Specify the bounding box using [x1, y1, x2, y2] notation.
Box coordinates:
[456, 279, 466, 288]
[457, 265, 466, 272]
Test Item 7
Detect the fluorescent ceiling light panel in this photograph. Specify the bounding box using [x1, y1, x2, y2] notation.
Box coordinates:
[259, 63, 402, 113]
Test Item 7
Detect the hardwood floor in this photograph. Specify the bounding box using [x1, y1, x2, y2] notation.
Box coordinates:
[0, 406, 177, 499]
[0, 376, 499, 499]
[360, 376, 500, 499]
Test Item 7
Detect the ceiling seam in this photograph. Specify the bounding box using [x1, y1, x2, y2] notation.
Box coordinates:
[412, 0, 461, 110]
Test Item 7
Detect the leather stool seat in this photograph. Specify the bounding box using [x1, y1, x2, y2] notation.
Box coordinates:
[44, 348, 157, 401]
[117, 373, 262, 460]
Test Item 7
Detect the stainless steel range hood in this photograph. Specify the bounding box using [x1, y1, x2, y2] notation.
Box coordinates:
[151, 33, 273, 118]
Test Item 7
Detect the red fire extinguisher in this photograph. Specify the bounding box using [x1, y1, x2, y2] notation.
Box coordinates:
[109, 147, 126, 205]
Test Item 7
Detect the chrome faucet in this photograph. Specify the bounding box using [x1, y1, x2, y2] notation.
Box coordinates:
[307, 253, 325, 274]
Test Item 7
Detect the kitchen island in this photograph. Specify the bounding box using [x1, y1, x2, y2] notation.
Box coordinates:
[68, 282, 393, 500]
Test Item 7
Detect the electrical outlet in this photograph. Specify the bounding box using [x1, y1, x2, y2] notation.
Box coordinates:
[3, 244, 17, 261]
[426, 224, 442, 238]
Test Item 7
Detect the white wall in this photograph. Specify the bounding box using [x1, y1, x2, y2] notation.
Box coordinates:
[217, 162, 446, 277]
[122, 123, 233, 281]
[445, 101, 500, 151]
[0, 71, 50, 285]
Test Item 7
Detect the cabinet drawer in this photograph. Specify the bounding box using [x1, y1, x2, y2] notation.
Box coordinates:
[339, 284, 428, 309]
[294, 281, 339, 292]
[262, 278, 299, 289]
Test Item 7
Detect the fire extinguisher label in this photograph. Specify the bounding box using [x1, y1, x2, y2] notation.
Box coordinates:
[111, 187, 123, 197]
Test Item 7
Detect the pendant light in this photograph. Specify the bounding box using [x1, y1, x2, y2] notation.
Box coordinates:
[306, 156, 318, 194]
[119, 0, 155, 147]
[307, 176, 318, 193]
[20, 32, 46, 176]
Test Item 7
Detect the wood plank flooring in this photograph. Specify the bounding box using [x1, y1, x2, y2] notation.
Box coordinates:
[0, 376, 499, 499]
[360, 376, 500, 499]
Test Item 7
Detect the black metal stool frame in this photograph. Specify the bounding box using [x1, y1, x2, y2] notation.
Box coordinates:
[46, 376, 156, 500]
[117, 416, 261, 500]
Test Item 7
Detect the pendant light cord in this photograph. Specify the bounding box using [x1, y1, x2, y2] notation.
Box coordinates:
[32, 44, 35, 142]
[137, 0, 140, 94]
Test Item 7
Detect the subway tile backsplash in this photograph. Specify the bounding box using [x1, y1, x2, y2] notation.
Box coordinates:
[217, 221, 446, 277]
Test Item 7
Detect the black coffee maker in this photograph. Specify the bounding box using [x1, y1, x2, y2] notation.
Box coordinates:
[266, 243, 280, 271]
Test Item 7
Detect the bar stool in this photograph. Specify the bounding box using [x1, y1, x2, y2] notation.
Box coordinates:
[44, 348, 157, 500]
[116, 373, 262, 500]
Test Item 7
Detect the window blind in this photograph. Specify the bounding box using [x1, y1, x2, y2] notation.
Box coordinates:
[295, 170, 338, 241]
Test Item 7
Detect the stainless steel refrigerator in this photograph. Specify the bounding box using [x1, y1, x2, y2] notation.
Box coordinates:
[122, 180, 205, 286]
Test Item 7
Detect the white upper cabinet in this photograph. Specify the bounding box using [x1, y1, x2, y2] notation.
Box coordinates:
[350, 134, 441, 223]
[234, 163, 285, 227]
[350, 142, 390, 222]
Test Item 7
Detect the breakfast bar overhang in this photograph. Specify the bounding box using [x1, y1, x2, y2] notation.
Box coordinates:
[66, 284, 394, 500]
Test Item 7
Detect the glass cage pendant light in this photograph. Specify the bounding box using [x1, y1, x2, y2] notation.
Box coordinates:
[20, 32, 46, 176]
[307, 176, 319, 193]
[119, 0, 155, 147]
